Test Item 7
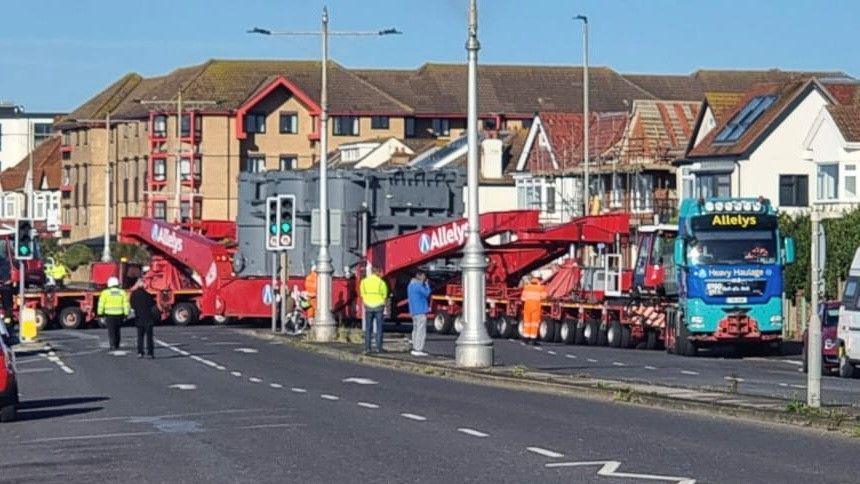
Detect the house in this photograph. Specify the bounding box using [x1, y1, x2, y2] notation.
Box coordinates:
[802, 103, 860, 210]
[681, 77, 857, 211]
[0, 103, 63, 171]
[0, 136, 62, 234]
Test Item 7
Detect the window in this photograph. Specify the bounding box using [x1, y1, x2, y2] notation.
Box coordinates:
[180, 158, 191, 181]
[432, 118, 450, 136]
[279, 112, 298, 134]
[332, 116, 359, 136]
[193, 198, 203, 220]
[846, 165, 856, 197]
[405, 117, 415, 137]
[714, 95, 777, 143]
[133, 160, 140, 203]
[154, 115, 167, 137]
[62, 131, 70, 146]
[694, 172, 731, 199]
[122, 124, 128, 139]
[279, 155, 297, 171]
[74, 130, 79, 146]
[82, 129, 88, 145]
[153, 201, 167, 220]
[3, 196, 17, 219]
[610, 174, 624, 208]
[134, 122, 140, 138]
[34, 123, 52, 145]
[243, 155, 266, 173]
[33, 193, 47, 220]
[517, 178, 542, 210]
[817, 164, 838, 201]
[153, 159, 167, 182]
[633, 175, 655, 213]
[123, 177, 129, 203]
[779, 175, 808, 207]
[545, 184, 556, 214]
[245, 113, 266, 134]
[371, 116, 389, 130]
[843, 276, 860, 311]
[180, 114, 192, 137]
[180, 201, 191, 223]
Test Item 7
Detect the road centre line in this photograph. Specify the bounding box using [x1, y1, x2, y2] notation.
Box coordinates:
[320, 394, 340, 401]
[680, 370, 699, 376]
[269, 383, 283, 389]
[357, 402, 380, 409]
[291, 387, 307, 393]
[231, 371, 242, 377]
[527, 446, 564, 458]
[612, 362, 626, 367]
[644, 366, 657, 370]
[547, 351, 557, 355]
[400, 413, 427, 421]
[587, 358, 598, 363]
[457, 428, 489, 438]
[565, 354, 577, 359]
[249, 377, 263, 383]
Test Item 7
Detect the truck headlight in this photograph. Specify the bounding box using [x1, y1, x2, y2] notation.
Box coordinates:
[690, 316, 704, 324]
[824, 338, 837, 350]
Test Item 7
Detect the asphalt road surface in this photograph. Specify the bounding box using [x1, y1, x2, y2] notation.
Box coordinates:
[1, 325, 858, 483]
[418, 331, 860, 406]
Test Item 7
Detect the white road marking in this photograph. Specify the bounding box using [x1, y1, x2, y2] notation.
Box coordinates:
[680, 370, 699, 376]
[342, 377, 379, 385]
[269, 383, 283, 389]
[24, 431, 158, 443]
[111, 350, 129, 356]
[40, 351, 74, 375]
[457, 428, 488, 438]
[782, 360, 803, 366]
[547, 351, 557, 355]
[320, 394, 340, 401]
[724, 376, 745, 382]
[291, 387, 307, 393]
[17, 368, 54, 374]
[169, 384, 197, 391]
[61, 366, 74, 374]
[231, 371, 242, 377]
[778, 383, 789, 387]
[790, 384, 806, 389]
[644, 366, 657, 370]
[400, 413, 427, 421]
[587, 358, 598, 363]
[565, 354, 577, 359]
[534, 346, 543, 351]
[249, 377, 263, 383]
[520, 342, 526, 346]
[613, 362, 626, 367]
[215, 365, 226, 371]
[546, 461, 696, 483]
[357, 402, 380, 409]
[234, 347, 259, 354]
[527, 447, 564, 458]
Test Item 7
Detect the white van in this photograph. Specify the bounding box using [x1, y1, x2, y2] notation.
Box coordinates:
[837, 248, 860, 378]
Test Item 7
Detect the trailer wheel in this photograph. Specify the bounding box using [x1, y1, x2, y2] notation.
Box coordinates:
[607, 320, 623, 348]
[620, 325, 632, 349]
[584, 319, 600, 346]
[433, 311, 454, 334]
[453, 315, 464, 334]
[559, 319, 576, 344]
[574, 320, 586, 345]
[597, 323, 608, 346]
[517, 320, 525, 339]
[838, 353, 855, 379]
[539, 318, 555, 342]
[497, 316, 515, 338]
[676, 319, 697, 357]
[171, 302, 199, 326]
[58, 307, 84, 330]
[645, 329, 659, 350]
[485, 317, 499, 338]
[33, 309, 50, 332]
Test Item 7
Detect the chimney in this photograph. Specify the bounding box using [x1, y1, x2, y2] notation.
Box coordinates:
[480, 138, 504, 179]
[389, 148, 412, 166]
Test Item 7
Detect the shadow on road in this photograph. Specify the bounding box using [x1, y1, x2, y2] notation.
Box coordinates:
[18, 396, 109, 410]
[14, 406, 103, 422]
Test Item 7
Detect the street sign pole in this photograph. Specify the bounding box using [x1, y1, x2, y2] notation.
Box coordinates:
[271, 252, 278, 333]
[808, 210, 824, 407]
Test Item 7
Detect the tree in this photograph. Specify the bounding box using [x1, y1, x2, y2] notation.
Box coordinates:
[110, 242, 150, 264]
[60, 244, 94, 271]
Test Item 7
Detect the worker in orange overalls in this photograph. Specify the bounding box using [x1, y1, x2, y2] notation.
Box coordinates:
[304, 263, 318, 320]
[520, 274, 547, 346]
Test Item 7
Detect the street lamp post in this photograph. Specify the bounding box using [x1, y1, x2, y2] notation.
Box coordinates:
[455, 0, 493, 368]
[574, 15, 589, 216]
[248, 8, 400, 343]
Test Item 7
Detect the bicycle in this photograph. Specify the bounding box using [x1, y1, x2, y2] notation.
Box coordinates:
[283, 289, 310, 336]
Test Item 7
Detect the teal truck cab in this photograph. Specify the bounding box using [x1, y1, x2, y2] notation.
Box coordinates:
[667, 198, 795, 355]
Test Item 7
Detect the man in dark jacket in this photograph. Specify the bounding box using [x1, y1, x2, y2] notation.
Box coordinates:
[130, 279, 158, 359]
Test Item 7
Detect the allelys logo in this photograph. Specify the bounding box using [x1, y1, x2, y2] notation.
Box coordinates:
[418, 221, 468, 254]
[150, 224, 184, 255]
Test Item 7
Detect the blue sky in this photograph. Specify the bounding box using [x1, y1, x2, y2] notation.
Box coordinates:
[2, 0, 857, 112]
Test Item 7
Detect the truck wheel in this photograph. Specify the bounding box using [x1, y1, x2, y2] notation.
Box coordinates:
[497, 316, 515, 338]
[58, 307, 84, 330]
[433, 311, 453, 334]
[212, 315, 233, 326]
[620, 325, 632, 349]
[838, 353, 855, 378]
[645, 329, 659, 350]
[539, 318, 556, 342]
[574, 320, 586, 345]
[559, 319, 576, 344]
[517, 320, 525, 339]
[34, 309, 50, 331]
[584, 319, 600, 346]
[0, 404, 16, 422]
[597, 323, 608, 346]
[677, 322, 697, 357]
[453, 315, 464, 334]
[607, 320, 623, 348]
[171, 302, 199, 326]
[485, 317, 499, 338]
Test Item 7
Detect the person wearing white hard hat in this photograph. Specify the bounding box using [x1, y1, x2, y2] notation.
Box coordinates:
[98, 276, 130, 351]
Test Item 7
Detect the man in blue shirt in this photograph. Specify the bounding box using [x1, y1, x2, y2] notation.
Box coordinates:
[407, 270, 431, 356]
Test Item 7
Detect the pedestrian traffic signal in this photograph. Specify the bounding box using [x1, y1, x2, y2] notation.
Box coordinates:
[15, 219, 35, 260]
[265, 195, 296, 251]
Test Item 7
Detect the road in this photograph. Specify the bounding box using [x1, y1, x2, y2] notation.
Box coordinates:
[1, 325, 858, 483]
[419, 331, 860, 406]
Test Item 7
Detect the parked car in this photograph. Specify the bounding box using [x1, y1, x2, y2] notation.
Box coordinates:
[0, 321, 18, 422]
[803, 301, 840, 374]
[837, 249, 860, 378]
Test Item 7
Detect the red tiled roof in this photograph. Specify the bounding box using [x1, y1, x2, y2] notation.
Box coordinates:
[522, 112, 628, 173]
[623, 100, 700, 161]
[828, 105, 860, 143]
[687, 79, 829, 158]
[0, 137, 62, 191]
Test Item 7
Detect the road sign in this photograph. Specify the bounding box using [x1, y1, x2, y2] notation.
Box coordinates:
[265, 195, 296, 251]
[311, 209, 342, 246]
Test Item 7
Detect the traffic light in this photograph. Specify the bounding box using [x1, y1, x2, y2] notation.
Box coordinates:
[265, 195, 296, 251]
[15, 219, 35, 260]
[265, 197, 279, 251]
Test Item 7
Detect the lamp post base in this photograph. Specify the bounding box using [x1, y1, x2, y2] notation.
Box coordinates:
[455, 341, 493, 368]
[310, 320, 337, 342]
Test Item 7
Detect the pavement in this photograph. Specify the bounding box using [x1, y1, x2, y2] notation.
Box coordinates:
[0, 325, 858, 483]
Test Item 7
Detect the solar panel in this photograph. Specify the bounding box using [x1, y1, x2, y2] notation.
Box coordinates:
[714, 95, 777, 143]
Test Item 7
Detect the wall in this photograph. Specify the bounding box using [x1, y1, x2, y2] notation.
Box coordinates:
[0, 117, 55, 171]
[806, 108, 860, 209]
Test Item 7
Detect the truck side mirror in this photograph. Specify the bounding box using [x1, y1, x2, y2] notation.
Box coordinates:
[784, 236, 796, 264]
[673, 239, 686, 267]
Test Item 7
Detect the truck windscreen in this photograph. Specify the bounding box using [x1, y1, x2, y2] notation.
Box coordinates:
[686, 230, 777, 265]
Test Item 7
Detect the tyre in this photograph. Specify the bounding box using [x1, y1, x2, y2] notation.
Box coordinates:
[171, 302, 199, 326]
[485, 317, 500, 338]
[607, 320, 623, 348]
[838, 353, 855, 379]
[645, 329, 659, 351]
[539, 318, 556, 342]
[574, 320, 586, 345]
[517, 320, 525, 339]
[597, 323, 608, 346]
[212, 315, 232, 326]
[433, 311, 453, 334]
[283, 312, 308, 336]
[677, 321, 697, 357]
[33, 309, 50, 332]
[453, 315, 464, 334]
[559, 319, 576, 344]
[0, 405, 15, 423]
[497, 316, 515, 338]
[620, 325, 632, 349]
[584, 319, 600, 346]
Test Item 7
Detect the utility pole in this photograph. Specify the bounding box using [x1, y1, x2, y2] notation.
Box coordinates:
[248, 8, 400, 343]
[456, 0, 493, 368]
[575, 15, 589, 216]
[808, 209, 823, 407]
